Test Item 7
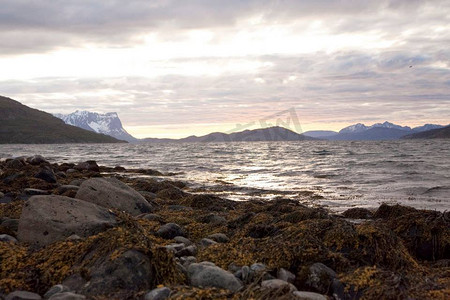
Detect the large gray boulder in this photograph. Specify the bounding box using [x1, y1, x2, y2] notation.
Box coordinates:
[5, 291, 41, 300]
[76, 178, 153, 215]
[17, 195, 117, 247]
[188, 262, 243, 292]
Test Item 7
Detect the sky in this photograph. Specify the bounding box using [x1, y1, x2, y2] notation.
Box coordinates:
[0, 0, 449, 138]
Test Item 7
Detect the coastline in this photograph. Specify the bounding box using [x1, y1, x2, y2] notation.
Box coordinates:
[0, 156, 449, 299]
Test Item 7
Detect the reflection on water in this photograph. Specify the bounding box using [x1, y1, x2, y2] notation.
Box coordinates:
[1, 140, 449, 212]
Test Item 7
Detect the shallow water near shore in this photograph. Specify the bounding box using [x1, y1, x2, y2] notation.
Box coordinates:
[1, 139, 449, 212]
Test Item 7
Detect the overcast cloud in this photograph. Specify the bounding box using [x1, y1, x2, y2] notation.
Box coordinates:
[0, 0, 449, 137]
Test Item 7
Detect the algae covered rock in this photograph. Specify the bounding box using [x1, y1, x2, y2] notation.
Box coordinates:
[76, 177, 153, 216]
[17, 195, 117, 247]
[188, 262, 243, 292]
[157, 223, 185, 239]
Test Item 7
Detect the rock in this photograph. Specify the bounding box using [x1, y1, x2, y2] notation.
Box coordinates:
[3, 173, 24, 185]
[176, 245, 197, 257]
[80, 250, 153, 296]
[5, 291, 42, 300]
[74, 161, 99, 172]
[0, 234, 18, 243]
[139, 191, 157, 200]
[139, 214, 164, 223]
[24, 188, 50, 196]
[43, 285, 70, 299]
[164, 243, 185, 253]
[1, 218, 19, 232]
[69, 179, 84, 186]
[66, 234, 82, 241]
[0, 192, 4, 199]
[342, 207, 373, 219]
[35, 168, 57, 183]
[48, 292, 85, 300]
[305, 263, 337, 294]
[179, 256, 197, 268]
[61, 274, 86, 292]
[207, 233, 229, 243]
[144, 287, 171, 300]
[156, 223, 185, 239]
[198, 238, 217, 247]
[76, 177, 153, 216]
[198, 214, 226, 225]
[56, 185, 79, 194]
[277, 268, 296, 283]
[188, 262, 243, 292]
[156, 187, 185, 200]
[261, 279, 297, 292]
[66, 169, 77, 174]
[27, 155, 48, 165]
[5, 159, 25, 170]
[182, 194, 236, 211]
[56, 172, 67, 178]
[17, 195, 117, 247]
[250, 263, 267, 273]
[174, 236, 193, 246]
[293, 291, 328, 300]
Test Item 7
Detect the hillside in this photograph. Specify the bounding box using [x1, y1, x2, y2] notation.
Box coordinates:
[403, 125, 450, 139]
[0, 96, 126, 144]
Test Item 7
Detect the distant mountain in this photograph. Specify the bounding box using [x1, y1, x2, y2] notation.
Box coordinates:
[54, 111, 137, 142]
[303, 130, 338, 138]
[331, 121, 417, 141]
[339, 123, 369, 134]
[403, 125, 450, 139]
[0, 96, 125, 144]
[141, 126, 315, 143]
[412, 124, 444, 132]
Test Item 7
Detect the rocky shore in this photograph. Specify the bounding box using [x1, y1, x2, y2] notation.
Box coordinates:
[0, 156, 449, 299]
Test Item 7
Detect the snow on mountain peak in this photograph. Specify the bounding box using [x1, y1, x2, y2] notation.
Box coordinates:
[339, 123, 369, 133]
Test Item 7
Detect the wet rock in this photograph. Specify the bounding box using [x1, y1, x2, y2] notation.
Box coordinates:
[207, 233, 229, 243]
[250, 263, 267, 273]
[156, 187, 186, 200]
[74, 161, 99, 172]
[188, 262, 243, 292]
[1, 218, 19, 232]
[176, 245, 197, 257]
[179, 256, 197, 269]
[48, 292, 85, 300]
[139, 191, 157, 200]
[157, 223, 185, 239]
[0, 234, 18, 243]
[69, 179, 84, 186]
[198, 214, 226, 225]
[182, 194, 236, 211]
[305, 263, 337, 294]
[2, 173, 24, 185]
[56, 185, 79, 194]
[43, 285, 70, 299]
[261, 279, 297, 292]
[61, 274, 86, 292]
[5, 291, 41, 300]
[293, 291, 327, 300]
[342, 207, 373, 219]
[66, 169, 77, 174]
[35, 168, 57, 183]
[144, 287, 171, 300]
[76, 177, 153, 216]
[80, 250, 153, 296]
[17, 195, 117, 247]
[174, 236, 193, 246]
[373, 203, 417, 219]
[198, 238, 217, 247]
[24, 188, 50, 196]
[66, 234, 82, 242]
[5, 159, 25, 170]
[164, 243, 185, 253]
[277, 268, 296, 283]
[139, 213, 164, 223]
[27, 155, 48, 166]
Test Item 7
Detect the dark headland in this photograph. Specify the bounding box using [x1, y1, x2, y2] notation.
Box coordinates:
[0, 156, 448, 299]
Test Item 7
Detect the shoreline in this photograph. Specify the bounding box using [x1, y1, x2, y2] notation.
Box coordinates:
[0, 156, 449, 299]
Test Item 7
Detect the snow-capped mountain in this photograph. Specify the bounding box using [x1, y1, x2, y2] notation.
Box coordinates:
[369, 121, 411, 131]
[412, 124, 444, 132]
[54, 110, 137, 142]
[339, 123, 369, 134]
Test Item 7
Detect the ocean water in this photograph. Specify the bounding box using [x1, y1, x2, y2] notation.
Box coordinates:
[1, 140, 449, 212]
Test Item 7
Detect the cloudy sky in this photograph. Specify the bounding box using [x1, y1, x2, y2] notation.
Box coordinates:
[1, 0, 449, 138]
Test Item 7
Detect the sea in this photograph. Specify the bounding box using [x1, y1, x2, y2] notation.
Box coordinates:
[1, 140, 449, 213]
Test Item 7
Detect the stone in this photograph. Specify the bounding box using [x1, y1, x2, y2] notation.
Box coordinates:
[261, 279, 297, 292]
[144, 287, 171, 300]
[74, 161, 99, 172]
[198, 214, 226, 225]
[80, 250, 153, 296]
[156, 223, 185, 239]
[48, 292, 86, 300]
[5, 159, 25, 170]
[342, 207, 373, 219]
[174, 236, 193, 246]
[17, 195, 117, 247]
[293, 291, 328, 300]
[188, 262, 243, 292]
[27, 155, 48, 165]
[66, 234, 82, 241]
[179, 256, 197, 269]
[156, 187, 185, 200]
[1, 218, 19, 232]
[164, 243, 185, 253]
[176, 245, 197, 257]
[35, 168, 57, 183]
[277, 268, 296, 283]
[43, 285, 70, 299]
[66, 169, 77, 174]
[0, 234, 18, 243]
[24, 188, 50, 196]
[69, 179, 84, 186]
[207, 233, 229, 243]
[0, 192, 4, 198]
[305, 263, 337, 294]
[76, 177, 153, 215]
[56, 185, 79, 194]
[5, 291, 42, 300]
[250, 263, 267, 273]
[198, 238, 217, 247]
[139, 214, 164, 223]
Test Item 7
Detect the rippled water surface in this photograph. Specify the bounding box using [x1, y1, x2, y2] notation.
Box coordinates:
[1, 140, 449, 212]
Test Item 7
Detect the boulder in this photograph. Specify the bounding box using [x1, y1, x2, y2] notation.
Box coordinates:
[173, 236, 193, 246]
[27, 155, 48, 166]
[293, 291, 327, 300]
[261, 279, 297, 292]
[80, 250, 153, 296]
[188, 262, 243, 292]
[198, 238, 217, 247]
[305, 263, 337, 294]
[56, 185, 80, 194]
[74, 161, 99, 172]
[5, 159, 25, 170]
[144, 287, 171, 300]
[35, 168, 57, 183]
[17, 195, 117, 247]
[48, 292, 85, 300]
[76, 178, 153, 215]
[0, 234, 18, 243]
[5, 291, 41, 300]
[175, 245, 197, 257]
[207, 233, 230, 243]
[156, 223, 185, 239]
